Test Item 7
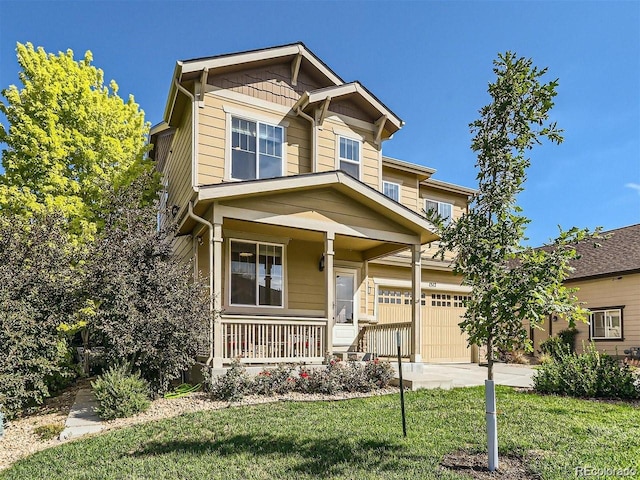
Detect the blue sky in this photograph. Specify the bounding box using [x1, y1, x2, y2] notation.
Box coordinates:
[1, 0, 638, 246]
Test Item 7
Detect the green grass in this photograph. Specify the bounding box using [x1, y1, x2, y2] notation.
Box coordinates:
[2, 387, 639, 479]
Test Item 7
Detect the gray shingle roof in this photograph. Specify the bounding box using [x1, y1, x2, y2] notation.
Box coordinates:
[567, 224, 640, 281]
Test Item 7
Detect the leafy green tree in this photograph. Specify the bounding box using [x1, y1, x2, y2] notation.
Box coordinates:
[430, 52, 599, 470]
[0, 42, 151, 242]
[0, 213, 83, 417]
[87, 172, 210, 394]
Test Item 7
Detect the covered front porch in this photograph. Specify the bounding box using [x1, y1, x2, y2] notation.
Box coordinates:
[180, 172, 437, 367]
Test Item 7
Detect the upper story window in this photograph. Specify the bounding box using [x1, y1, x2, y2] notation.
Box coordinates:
[231, 117, 283, 180]
[230, 240, 284, 307]
[338, 136, 361, 179]
[590, 308, 622, 340]
[425, 199, 453, 225]
[382, 181, 400, 202]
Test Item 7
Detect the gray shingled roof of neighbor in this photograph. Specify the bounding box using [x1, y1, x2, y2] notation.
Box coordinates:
[567, 224, 640, 281]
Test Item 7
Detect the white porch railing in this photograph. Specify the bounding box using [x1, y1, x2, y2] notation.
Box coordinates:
[363, 322, 411, 357]
[221, 315, 327, 364]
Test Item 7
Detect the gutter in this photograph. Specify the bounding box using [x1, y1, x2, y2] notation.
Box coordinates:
[295, 105, 317, 173]
[186, 201, 215, 366]
[173, 79, 199, 192]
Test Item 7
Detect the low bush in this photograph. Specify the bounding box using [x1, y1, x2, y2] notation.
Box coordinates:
[207, 358, 395, 401]
[208, 359, 251, 401]
[539, 336, 572, 361]
[34, 423, 64, 441]
[252, 364, 295, 396]
[92, 365, 151, 420]
[363, 358, 395, 388]
[533, 343, 640, 399]
[557, 328, 579, 352]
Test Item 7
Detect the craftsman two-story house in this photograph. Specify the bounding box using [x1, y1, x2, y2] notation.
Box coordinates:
[149, 43, 476, 369]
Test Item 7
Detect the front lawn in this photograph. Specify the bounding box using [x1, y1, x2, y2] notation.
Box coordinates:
[2, 387, 639, 479]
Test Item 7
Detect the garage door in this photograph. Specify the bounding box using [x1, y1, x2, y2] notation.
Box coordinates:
[377, 289, 471, 363]
[422, 292, 470, 363]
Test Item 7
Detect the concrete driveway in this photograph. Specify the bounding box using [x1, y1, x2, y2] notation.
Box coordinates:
[393, 362, 535, 390]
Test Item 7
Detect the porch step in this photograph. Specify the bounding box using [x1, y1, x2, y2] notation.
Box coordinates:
[391, 373, 453, 391]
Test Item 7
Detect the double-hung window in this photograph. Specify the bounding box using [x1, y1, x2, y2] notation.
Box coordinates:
[382, 181, 400, 201]
[590, 308, 622, 340]
[338, 136, 361, 179]
[425, 199, 453, 225]
[231, 117, 283, 180]
[230, 240, 283, 307]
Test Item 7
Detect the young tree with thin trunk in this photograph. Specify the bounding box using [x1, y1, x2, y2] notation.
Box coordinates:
[429, 52, 599, 471]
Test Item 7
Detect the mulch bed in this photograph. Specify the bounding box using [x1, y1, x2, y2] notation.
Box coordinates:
[440, 451, 542, 479]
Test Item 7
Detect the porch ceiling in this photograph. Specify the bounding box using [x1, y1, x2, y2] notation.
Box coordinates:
[219, 218, 404, 261]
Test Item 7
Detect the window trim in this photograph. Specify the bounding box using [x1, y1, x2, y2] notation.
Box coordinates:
[589, 306, 624, 341]
[424, 198, 453, 224]
[335, 134, 362, 181]
[382, 180, 401, 202]
[224, 109, 288, 182]
[227, 238, 286, 309]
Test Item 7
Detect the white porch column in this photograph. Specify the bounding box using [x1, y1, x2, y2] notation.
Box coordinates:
[411, 243, 422, 362]
[212, 220, 224, 368]
[324, 231, 335, 359]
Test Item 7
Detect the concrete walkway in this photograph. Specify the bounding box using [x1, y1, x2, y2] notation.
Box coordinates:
[392, 363, 535, 391]
[59, 389, 103, 440]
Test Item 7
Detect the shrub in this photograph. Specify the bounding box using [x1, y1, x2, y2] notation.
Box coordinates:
[557, 328, 579, 353]
[207, 358, 395, 400]
[88, 173, 211, 395]
[251, 364, 295, 396]
[363, 358, 395, 388]
[295, 358, 394, 394]
[533, 343, 640, 399]
[0, 213, 83, 418]
[92, 365, 150, 420]
[34, 423, 64, 441]
[539, 336, 571, 361]
[208, 359, 251, 401]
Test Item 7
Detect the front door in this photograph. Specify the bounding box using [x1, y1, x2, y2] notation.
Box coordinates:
[333, 268, 358, 347]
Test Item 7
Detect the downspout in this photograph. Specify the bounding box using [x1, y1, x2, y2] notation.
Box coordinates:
[296, 107, 316, 173]
[186, 201, 215, 367]
[174, 79, 199, 191]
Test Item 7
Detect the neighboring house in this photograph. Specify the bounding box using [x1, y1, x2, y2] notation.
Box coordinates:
[149, 43, 475, 369]
[532, 224, 640, 357]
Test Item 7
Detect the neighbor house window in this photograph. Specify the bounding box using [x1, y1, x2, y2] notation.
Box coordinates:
[230, 240, 283, 307]
[231, 117, 283, 180]
[383, 181, 400, 201]
[590, 308, 622, 340]
[425, 199, 453, 224]
[338, 136, 361, 179]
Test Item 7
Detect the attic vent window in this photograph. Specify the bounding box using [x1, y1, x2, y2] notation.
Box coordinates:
[231, 117, 283, 180]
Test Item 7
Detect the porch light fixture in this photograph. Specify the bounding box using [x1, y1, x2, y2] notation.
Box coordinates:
[171, 205, 180, 217]
[318, 254, 325, 272]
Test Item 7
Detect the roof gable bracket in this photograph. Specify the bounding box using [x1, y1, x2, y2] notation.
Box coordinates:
[374, 115, 387, 147]
[197, 68, 209, 108]
[291, 52, 303, 86]
[318, 96, 332, 126]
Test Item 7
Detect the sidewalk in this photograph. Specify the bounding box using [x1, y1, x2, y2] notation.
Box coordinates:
[59, 389, 103, 440]
[392, 362, 535, 390]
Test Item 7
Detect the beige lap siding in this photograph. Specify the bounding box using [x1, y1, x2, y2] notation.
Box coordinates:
[570, 273, 640, 356]
[287, 240, 325, 311]
[165, 107, 193, 211]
